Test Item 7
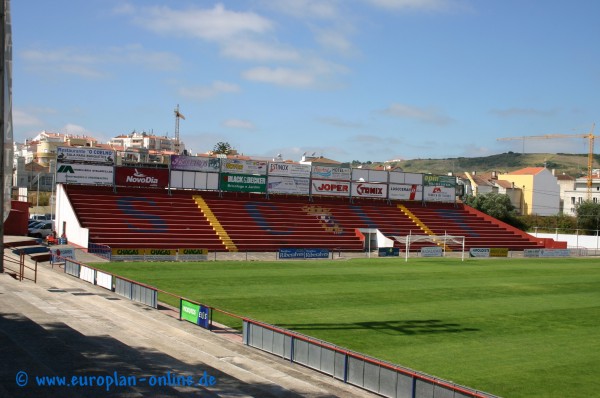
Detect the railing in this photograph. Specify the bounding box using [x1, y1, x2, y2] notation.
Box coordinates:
[3, 251, 38, 283]
[243, 320, 498, 398]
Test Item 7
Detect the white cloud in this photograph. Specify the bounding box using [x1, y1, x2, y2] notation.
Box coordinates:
[364, 0, 467, 12]
[130, 4, 273, 42]
[21, 45, 181, 79]
[265, 0, 340, 19]
[318, 116, 363, 129]
[314, 29, 353, 53]
[62, 124, 88, 135]
[490, 107, 558, 118]
[220, 39, 300, 61]
[13, 108, 44, 127]
[178, 80, 240, 100]
[242, 67, 315, 87]
[381, 103, 454, 125]
[222, 119, 256, 130]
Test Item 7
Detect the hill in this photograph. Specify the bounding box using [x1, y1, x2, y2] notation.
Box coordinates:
[377, 152, 600, 177]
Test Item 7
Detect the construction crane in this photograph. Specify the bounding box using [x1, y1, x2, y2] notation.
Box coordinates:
[174, 104, 185, 154]
[497, 123, 597, 200]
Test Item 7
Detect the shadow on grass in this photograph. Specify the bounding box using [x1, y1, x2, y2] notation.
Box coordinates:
[278, 319, 479, 336]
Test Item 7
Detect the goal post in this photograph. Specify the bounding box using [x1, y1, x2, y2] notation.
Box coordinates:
[391, 233, 465, 262]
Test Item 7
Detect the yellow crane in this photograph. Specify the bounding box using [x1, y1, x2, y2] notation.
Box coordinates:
[497, 123, 597, 200]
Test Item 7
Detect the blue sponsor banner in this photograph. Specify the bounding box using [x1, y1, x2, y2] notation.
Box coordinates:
[279, 248, 330, 259]
[198, 305, 211, 329]
[378, 247, 400, 257]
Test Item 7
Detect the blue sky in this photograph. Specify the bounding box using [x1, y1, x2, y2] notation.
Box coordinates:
[12, 0, 600, 163]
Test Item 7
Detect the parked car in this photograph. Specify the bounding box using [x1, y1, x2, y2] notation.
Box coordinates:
[28, 221, 54, 239]
[30, 214, 49, 221]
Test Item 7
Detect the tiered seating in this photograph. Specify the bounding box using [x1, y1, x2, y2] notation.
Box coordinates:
[65, 185, 225, 250]
[198, 192, 364, 252]
[65, 185, 545, 253]
[402, 202, 544, 251]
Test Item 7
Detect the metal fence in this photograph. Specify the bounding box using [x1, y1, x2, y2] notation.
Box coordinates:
[62, 258, 158, 308]
[243, 320, 498, 398]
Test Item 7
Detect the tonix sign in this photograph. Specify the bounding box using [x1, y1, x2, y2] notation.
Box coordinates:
[115, 167, 169, 188]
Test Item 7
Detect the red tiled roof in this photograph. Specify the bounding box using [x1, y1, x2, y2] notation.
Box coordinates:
[505, 167, 545, 175]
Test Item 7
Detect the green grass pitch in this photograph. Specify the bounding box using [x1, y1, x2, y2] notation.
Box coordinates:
[91, 257, 600, 398]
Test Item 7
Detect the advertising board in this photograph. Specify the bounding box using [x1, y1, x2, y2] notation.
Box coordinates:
[57, 146, 115, 165]
[311, 179, 350, 197]
[220, 173, 267, 193]
[181, 300, 210, 329]
[378, 247, 400, 257]
[170, 155, 220, 172]
[423, 174, 456, 187]
[221, 159, 267, 175]
[55, 164, 114, 185]
[388, 184, 423, 201]
[267, 162, 311, 178]
[423, 186, 456, 203]
[114, 167, 169, 188]
[311, 165, 351, 181]
[267, 176, 310, 195]
[178, 248, 208, 261]
[278, 248, 330, 259]
[351, 182, 388, 199]
[421, 246, 443, 257]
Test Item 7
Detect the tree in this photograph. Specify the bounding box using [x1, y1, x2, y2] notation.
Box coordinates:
[212, 141, 233, 155]
[575, 200, 600, 234]
[464, 192, 523, 228]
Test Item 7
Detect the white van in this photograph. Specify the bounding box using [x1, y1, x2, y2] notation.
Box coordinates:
[28, 221, 54, 238]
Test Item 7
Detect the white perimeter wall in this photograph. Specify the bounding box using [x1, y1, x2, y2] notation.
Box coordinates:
[56, 184, 90, 248]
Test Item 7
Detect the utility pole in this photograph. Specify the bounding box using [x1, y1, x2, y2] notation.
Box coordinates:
[0, 0, 11, 274]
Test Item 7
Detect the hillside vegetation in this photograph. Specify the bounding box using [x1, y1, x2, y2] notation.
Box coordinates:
[379, 152, 600, 177]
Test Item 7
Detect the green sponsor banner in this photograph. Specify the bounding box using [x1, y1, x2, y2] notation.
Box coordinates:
[181, 300, 200, 324]
[423, 174, 456, 187]
[220, 173, 267, 193]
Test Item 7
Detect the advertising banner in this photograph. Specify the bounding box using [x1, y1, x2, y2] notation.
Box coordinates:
[181, 300, 200, 324]
[469, 248, 490, 257]
[539, 249, 570, 258]
[268, 162, 311, 178]
[421, 246, 443, 257]
[50, 247, 76, 263]
[351, 182, 388, 199]
[180, 300, 211, 329]
[490, 248, 509, 257]
[57, 146, 115, 165]
[144, 248, 177, 261]
[423, 174, 456, 187]
[311, 165, 351, 181]
[56, 164, 114, 185]
[220, 173, 267, 193]
[115, 167, 169, 188]
[170, 155, 220, 172]
[198, 305, 211, 329]
[388, 184, 422, 201]
[311, 179, 350, 197]
[524, 249, 540, 257]
[278, 248, 330, 259]
[110, 248, 145, 261]
[423, 186, 456, 203]
[267, 176, 310, 195]
[221, 159, 267, 175]
[378, 247, 400, 257]
[178, 248, 208, 261]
